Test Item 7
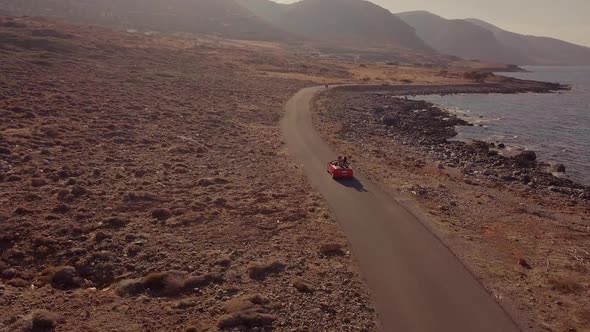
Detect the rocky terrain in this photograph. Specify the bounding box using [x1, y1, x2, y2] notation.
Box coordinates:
[313, 86, 590, 331]
[330, 83, 588, 200]
[0, 16, 379, 331]
[0, 0, 292, 42]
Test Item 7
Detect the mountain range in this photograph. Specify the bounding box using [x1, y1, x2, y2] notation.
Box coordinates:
[0, 0, 290, 41]
[465, 18, 590, 65]
[2, 0, 589, 65]
[238, 0, 431, 51]
[398, 11, 590, 66]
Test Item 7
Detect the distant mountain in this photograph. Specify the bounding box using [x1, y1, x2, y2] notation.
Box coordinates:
[397, 11, 528, 65]
[236, 0, 287, 23]
[239, 0, 432, 51]
[466, 18, 590, 66]
[0, 0, 291, 41]
[397, 10, 590, 65]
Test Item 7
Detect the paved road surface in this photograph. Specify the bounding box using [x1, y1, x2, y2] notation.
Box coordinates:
[281, 86, 521, 332]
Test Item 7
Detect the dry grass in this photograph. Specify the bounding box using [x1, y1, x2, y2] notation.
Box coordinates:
[0, 16, 379, 331]
[548, 276, 585, 294]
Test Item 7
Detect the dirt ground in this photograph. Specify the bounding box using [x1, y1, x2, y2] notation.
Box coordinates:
[313, 88, 590, 332]
[2, 15, 580, 332]
[0, 17, 385, 331]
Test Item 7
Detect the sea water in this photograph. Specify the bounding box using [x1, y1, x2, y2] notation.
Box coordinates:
[419, 66, 590, 186]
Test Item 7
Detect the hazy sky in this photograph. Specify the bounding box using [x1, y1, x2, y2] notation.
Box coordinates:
[274, 0, 590, 47]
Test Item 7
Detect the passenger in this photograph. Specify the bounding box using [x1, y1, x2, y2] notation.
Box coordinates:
[337, 156, 343, 166]
[343, 156, 348, 168]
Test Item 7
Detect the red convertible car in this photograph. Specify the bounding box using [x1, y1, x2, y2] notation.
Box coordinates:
[327, 160, 354, 179]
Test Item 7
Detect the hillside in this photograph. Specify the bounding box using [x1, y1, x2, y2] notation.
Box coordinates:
[236, 0, 288, 23]
[466, 18, 590, 66]
[0, 0, 290, 41]
[0, 14, 382, 331]
[239, 0, 432, 51]
[397, 10, 590, 65]
[397, 11, 528, 65]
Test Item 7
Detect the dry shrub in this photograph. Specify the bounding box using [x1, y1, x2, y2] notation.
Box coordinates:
[115, 271, 222, 297]
[247, 261, 285, 280]
[548, 276, 584, 294]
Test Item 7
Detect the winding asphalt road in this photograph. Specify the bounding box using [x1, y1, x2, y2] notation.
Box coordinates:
[281, 86, 521, 332]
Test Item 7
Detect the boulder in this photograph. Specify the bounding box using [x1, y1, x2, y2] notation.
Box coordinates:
[70, 185, 87, 197]
[52, 204, 70, 214]
[7, 278, 28, 287]
[197, 177, 228, 187]
[115, 271, 222, 297]
[512, 150, 537, 167]
[39, 266, 82, 290]
[223, 294, 269, 313]
[114, 278, 145, 296]
[103, 217, 128, 228]
[292, 278, 315, 293]
[382, 116, 399, 126]
[515, 150, 537, 162]
[151, 208, 172, 221]
[141, 271, 186, 297]
[218, 295, 275, 329]
[550, 163, 566, 173]
[7, 175, 22, 182]
[471, 140, 490, 152]
[31, 310, 61, 330]
[247, 261, 285, 280]
[31, 178, 48, 187]
[518, 258, 532, 270]
[319, 243, 344, 255]
[2, 267, 16, 279]
[217, 311, 276, 330]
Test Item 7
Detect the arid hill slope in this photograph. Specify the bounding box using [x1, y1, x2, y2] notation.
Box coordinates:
[466, 18, 590, 66]
[398, 10, 590, 65]
[397, 11, 528, 65]
[0, 16, 378, 331]
[0, 0, 290, 41]
[239, 0, 432, 51]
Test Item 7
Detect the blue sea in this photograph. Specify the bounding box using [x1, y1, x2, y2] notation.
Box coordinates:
[419, 66, 590, 186]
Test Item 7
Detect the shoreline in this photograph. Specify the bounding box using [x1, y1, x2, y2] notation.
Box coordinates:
[336, 77, 569, 95]
[425, 101, 589, 188]
[312, 82, 590, 332]
[327, 82, 588, 200]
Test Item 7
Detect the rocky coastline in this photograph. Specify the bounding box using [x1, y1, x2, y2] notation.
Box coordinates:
[313, 76, 590, 332]
[323, 82, 589, 202]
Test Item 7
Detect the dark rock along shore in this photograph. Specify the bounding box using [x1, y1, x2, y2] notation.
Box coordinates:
[322, 82, 589, 202]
